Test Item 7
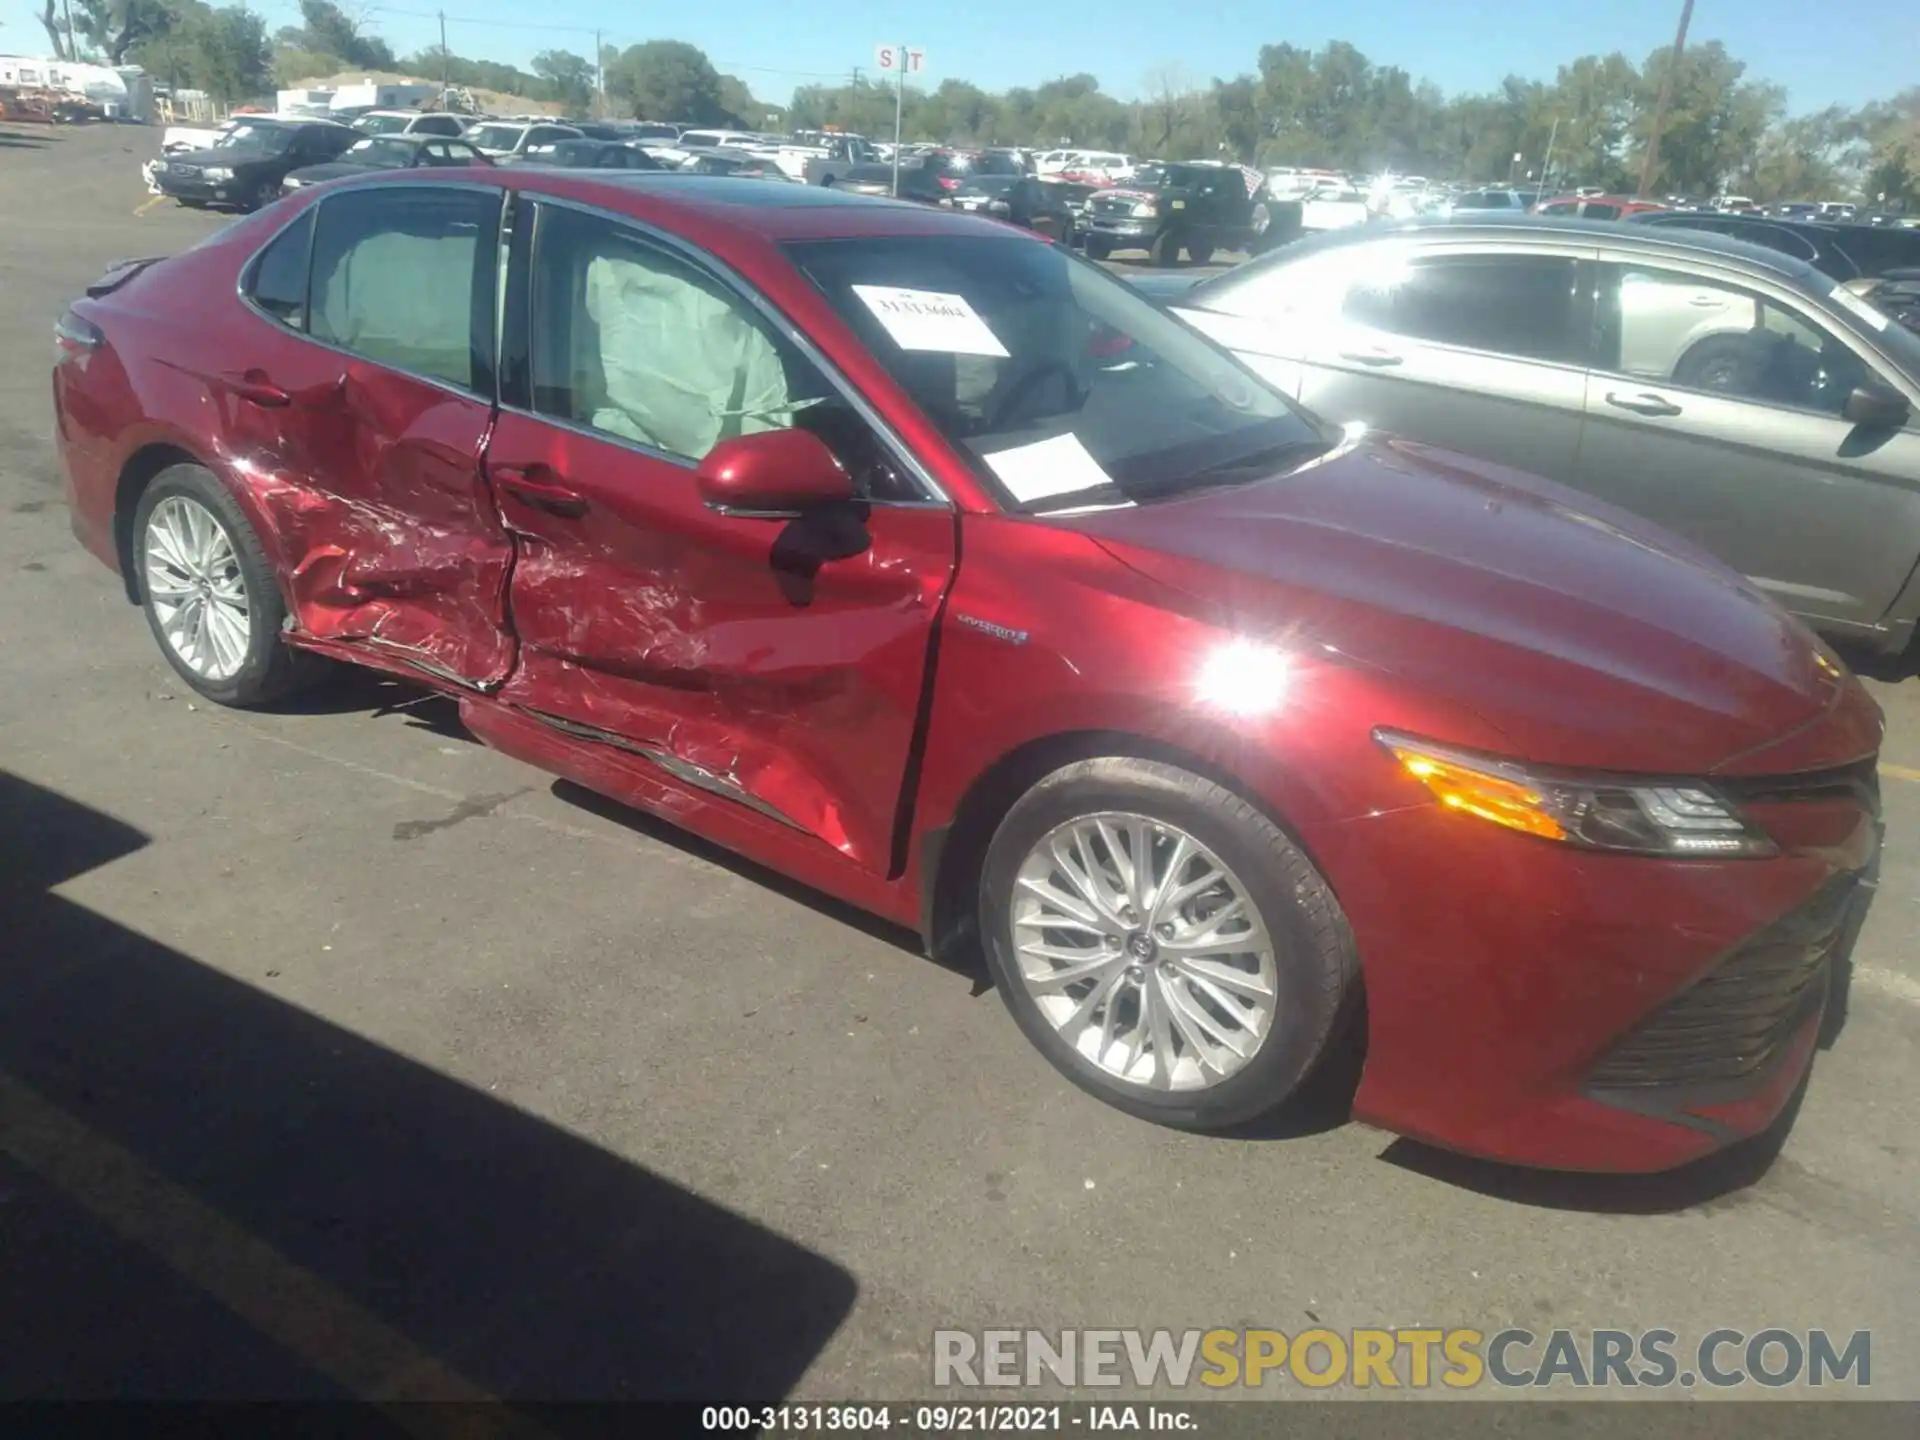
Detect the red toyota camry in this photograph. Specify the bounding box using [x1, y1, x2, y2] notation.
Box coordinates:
[52, 169, 1884, 1173]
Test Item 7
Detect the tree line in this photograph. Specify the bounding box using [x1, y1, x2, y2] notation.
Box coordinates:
[29, 3, 1920, 206]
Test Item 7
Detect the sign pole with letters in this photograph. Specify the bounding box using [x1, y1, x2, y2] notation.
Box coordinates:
[875, 43, 926, 198]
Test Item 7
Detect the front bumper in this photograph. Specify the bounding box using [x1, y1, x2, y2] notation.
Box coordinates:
[1085, 217, 1155, 239]
[156, 169, 237, 203]
[1310, 760, 1880, 1172]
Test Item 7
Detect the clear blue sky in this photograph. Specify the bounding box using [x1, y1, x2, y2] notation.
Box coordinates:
[6, 0, 1913, 114]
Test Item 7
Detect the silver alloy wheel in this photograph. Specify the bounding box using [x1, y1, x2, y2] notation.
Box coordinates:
[1009, 811, 1277, 1091]
[143, 495, 251, 681]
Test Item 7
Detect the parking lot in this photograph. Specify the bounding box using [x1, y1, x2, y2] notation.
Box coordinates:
[3, 123, 1919, 1407]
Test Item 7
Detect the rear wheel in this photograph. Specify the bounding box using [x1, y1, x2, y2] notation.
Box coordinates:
[1673, 334, 1764, 394]
[979, 757, 1358, 1131]
[133, 463, 323, 707]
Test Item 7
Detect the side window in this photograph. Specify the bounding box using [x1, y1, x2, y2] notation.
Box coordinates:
[1344, 254, 1584, 364]
[422, 116, 460, 136]
[308, 187, 499, 393]
[1609, 266, 1871, 416]
[528, 205, 918, 499]
[1580, 202, 1621, 221]
[1542, 201, 1579, 216]
[243, 207, 316, 330]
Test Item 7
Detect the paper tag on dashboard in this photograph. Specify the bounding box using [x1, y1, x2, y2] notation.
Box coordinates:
[982, 431, 1115, 504]
[850, 285, 1010, 357]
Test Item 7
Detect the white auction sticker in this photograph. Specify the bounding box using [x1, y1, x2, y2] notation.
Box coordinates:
[850, 285, 1010, 358]
[1831, 284, 1890, 332]
[982, 431, 1116, 504]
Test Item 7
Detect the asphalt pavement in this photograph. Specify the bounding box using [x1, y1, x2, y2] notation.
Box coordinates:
[3, 124, 1918, 1411]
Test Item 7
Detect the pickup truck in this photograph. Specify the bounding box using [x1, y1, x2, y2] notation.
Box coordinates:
[1080, 161, 1300, 265]
[803, 134, 882, 186]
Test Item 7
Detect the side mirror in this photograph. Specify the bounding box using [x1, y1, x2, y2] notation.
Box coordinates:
[696, 428, 856, 518]
[1842, 381, 1911, 429]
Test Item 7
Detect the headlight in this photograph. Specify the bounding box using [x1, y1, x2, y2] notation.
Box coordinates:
[202, 166, 233, 181]
[1130, 201, 1158, 217]
[283, 177, 305, 188]
[1376, 730, 1777, 857]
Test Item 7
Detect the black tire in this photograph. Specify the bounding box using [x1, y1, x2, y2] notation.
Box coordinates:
[178, 198, 208, 209]
[979, 756, 1358, 1131]
[1673, 333, 1764, 394]
[131, 463, 324, 708]
[1185, 240, 1215, 266]
[245, 176, 280, 211]
[1149, 229, 1182, 267]
[1083, 237, 1111, 261]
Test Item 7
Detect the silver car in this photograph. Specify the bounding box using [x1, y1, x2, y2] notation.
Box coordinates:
[1171, 216, 1920, 655]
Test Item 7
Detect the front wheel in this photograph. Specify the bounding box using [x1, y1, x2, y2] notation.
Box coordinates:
[133, 463, 323, 707]
[1149, 229, 1181, 267]
[1083, 237, 1111, 260]
[979, 757, 1358, 1131]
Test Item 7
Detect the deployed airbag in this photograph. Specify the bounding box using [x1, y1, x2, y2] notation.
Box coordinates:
[584, 253, 798, 458]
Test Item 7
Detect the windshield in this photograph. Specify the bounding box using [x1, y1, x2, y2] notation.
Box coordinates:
[960, 176, 1018, 195]
[355, 114, 409, 135]
[466, 124, 523, 150]
[1128, 163, 1169, 187]
[216, 122, 296, 153]
[345, 137, 418, 167]
[784, 235, 1327, 512]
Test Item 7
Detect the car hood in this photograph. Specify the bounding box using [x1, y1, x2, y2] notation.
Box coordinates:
[1058, 431, 1882, 776]
[169, 145, 278, 168]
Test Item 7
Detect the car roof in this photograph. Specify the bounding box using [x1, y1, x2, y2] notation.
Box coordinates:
[1191, 213, 1829, 296]
[318, 167, 1041, 243]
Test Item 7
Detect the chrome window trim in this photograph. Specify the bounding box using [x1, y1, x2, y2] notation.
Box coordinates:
[507, 189, 953, 508]
[234, 180, 510, 408]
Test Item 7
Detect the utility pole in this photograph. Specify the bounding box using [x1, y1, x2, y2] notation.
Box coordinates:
[891, 42, 905, 198]
[62, 0, 78, 62]
[438, 10, 449, 90]
[1535, 116, 1559, 206]
[1637, 0, 1695, 199]
[594, 28, 603, 118]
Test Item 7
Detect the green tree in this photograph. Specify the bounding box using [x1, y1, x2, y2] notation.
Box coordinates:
[1631, 40, 1781, 195]
[73, 0, 174, 65]
[605, 39, 725, 124]
[284, 1, 392, 71]
[182, 4, 273, 103]
[531, 49, 594, 112]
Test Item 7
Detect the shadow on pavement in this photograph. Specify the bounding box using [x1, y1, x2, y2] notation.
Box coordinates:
[0, 130, 52, 148]
[0, 769, 857, 1411]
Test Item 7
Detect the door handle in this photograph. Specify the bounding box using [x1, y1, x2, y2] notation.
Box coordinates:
[220, 372, 290, 407]
[494, 464, 589, 518]
[1337, 348, 1403, 367]
[1605, 391, 1683, 417]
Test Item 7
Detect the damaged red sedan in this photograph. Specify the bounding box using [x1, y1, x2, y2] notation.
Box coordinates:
[53, 170, 1884, 1172]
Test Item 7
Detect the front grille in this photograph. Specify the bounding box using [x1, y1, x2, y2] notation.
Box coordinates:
[1718, 756, 1881, 814]
[170, 163, 196, 177]
[1089, 196, 1136, 218]
[1587, 873, 1862, 1090]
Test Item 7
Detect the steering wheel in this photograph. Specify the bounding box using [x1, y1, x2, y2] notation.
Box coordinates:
[981, 359, 1082, 432]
